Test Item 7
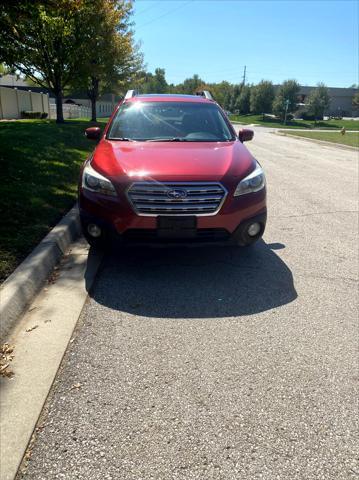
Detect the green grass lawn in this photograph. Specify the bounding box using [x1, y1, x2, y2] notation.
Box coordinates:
[229, 114, 359, 131]
[0, 118, 108, 282]
[279, 130, 359, 147]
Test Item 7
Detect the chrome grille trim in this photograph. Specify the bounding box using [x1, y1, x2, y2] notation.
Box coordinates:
[127, 182, 227, 216]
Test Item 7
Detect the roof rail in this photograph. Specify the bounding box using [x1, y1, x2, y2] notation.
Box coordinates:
[196, 90, 213, 100]
[124, 89, 139, 100]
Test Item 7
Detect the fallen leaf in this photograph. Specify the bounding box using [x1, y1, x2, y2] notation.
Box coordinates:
[0, 343, 15, 378]
[1, 344, 14, 356]
[26, 325, 38, 332]
[70, 382, 82, 390]
[24, 451, 32, 461]
[48, 269, 60, 284]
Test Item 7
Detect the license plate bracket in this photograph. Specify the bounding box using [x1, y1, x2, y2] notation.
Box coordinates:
[157, 216, 197, 238]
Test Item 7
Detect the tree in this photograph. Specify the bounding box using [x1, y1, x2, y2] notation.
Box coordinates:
[151, 68, 168, 93]
[235, 85, 251, 114]
[352, 91, 359, 108]
[306, 83, 331, 123]
[250, 80, 275, 119]
[72, 0, 142, 121]
[0, 63, 11, 76]
[136, 68, 168, 93]
[0, 1, 141, 123]
[209, 81, 233, 108]
[0, 1, 90, 122]
[177, 74, 204, 95]
[132, 70, 153, 92]
[228, 84, 240, 112]
[273, 79, 300, 120]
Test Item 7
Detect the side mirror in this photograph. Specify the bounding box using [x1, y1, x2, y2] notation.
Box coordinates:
[85, 127, 101, 141]
[238, 128, 254, 142]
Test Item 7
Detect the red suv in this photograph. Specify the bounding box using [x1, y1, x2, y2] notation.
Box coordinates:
[79, 91, 266, 247]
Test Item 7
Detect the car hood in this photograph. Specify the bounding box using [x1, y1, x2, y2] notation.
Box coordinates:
[91, 140, 256, 182]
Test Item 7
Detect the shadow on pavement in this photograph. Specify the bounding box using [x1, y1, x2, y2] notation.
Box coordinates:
[85, 240, 297, 318]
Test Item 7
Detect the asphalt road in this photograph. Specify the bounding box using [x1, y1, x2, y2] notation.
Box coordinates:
[21, 129, 358, 480]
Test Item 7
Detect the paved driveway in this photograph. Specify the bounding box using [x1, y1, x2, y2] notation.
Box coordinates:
[21, 128, 358, 480]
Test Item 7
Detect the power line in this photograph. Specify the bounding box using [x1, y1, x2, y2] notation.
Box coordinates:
[136, 1, 193, 29]
[134, 1, 162, 17]
[149, 63, 356, 79]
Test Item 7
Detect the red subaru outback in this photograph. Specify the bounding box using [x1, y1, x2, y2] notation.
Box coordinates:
[79, 91, 266, 247]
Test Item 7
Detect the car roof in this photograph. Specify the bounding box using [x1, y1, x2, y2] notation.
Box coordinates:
[124, 94, 214, 104]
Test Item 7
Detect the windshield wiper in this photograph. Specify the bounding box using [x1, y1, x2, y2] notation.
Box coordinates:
[146, 137, 187, 142]
[110, 137, 134, 141]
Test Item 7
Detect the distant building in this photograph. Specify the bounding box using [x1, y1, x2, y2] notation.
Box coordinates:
[274, 85, 358, 117]
[0, 74, 30, 88]
[298, 86, 358, 117]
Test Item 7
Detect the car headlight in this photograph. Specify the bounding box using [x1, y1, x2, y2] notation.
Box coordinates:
[82, 162, 117, 196]
[234, 163, 265, 196]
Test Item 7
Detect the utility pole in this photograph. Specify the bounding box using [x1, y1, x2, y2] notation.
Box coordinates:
[242, 65, 246, 87]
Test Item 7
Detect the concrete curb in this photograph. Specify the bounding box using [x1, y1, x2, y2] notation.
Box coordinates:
[0, 239, 103, 480]
[275, 131, 359, 151]
[0, 205, 81, 341]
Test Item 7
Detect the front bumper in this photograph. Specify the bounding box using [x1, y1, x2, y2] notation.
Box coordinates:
[79, 183, 266, 232]
[79, 185, 267, 245]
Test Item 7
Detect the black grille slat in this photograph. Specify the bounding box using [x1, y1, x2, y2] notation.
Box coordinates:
[131, 194, 223, 203]
[127, 182, 226, 216]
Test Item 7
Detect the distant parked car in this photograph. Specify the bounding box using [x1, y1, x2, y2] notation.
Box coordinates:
[79, 91, 266, 248]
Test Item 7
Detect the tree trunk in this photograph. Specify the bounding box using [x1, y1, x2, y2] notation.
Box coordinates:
[91, 97, 97, 122]
[55, 90, 64, 123]
[54, 90, 65, 123]
[88, 77, 99, 122]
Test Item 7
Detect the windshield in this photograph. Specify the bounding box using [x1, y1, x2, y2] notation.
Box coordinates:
[107, 101, 234, 142]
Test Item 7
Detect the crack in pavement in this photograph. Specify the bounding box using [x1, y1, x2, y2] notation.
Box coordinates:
[273, 210, 358, 219]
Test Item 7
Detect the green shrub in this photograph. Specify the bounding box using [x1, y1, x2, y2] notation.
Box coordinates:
[301, 111, 323, 121]
[21, 111, 42, 119]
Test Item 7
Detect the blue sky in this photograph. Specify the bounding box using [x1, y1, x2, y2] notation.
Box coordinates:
[133, 0, 358, 87]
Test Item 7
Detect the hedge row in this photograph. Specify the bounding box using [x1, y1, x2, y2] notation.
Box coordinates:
[21, 111, 48, 119]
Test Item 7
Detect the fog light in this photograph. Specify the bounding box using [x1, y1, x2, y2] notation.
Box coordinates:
[87, 223, 101, 238]
[247, 222, 261, 237]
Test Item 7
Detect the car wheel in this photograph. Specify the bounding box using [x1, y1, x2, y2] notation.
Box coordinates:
[237, 233, 263, 247]
[82, 229, 107, 249]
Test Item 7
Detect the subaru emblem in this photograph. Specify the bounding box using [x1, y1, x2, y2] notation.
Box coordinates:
[167, 189, 187, 200]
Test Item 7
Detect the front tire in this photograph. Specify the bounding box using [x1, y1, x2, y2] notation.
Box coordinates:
[82, 229, 107, 249]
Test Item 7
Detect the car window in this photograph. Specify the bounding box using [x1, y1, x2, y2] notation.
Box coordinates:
[107, 101, 234, 141]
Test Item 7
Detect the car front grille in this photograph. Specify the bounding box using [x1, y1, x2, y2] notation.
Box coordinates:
[127, 182, 227, 216]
